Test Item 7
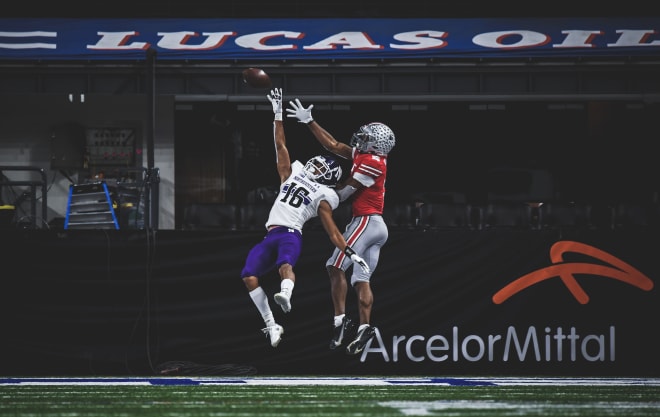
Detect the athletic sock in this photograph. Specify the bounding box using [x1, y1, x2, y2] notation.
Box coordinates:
[249, 286, 275, 326]
[280, 278, 294, 298]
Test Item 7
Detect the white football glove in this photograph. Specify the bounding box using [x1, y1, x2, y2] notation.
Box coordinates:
[286, 98, 314, 124]
[267, 88, 283, 121]
[344, 246, 371, 274]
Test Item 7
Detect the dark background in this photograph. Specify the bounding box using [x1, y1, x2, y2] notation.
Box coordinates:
[173, 97, 659, 221]
[6, 0, 652, 18]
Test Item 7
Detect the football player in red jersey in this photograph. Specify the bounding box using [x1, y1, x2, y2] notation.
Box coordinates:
[287, 99, 396, 355]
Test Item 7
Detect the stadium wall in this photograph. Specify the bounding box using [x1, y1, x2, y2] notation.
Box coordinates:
[0, 228, 657, 377]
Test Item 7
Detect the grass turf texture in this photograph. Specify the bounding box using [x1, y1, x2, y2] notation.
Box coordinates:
[2, 382, 659, 416]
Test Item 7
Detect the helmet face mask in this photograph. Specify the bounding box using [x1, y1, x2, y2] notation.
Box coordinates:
[304, 155, 343, 187]
[350, 122, 395, 156]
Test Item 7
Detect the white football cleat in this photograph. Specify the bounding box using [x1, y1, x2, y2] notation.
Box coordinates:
[262, 324, 284, 347]
[274, 292, 292, 313]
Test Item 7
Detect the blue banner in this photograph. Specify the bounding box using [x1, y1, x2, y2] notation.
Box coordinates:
[1, 17, 659, 60]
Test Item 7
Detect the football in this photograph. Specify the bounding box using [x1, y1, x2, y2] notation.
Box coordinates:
[242, 67, 272, 88]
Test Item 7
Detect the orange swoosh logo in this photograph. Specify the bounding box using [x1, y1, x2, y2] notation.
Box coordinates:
[492, 240, 654, 304]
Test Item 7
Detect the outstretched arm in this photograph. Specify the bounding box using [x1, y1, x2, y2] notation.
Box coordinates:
[268, 88, 291, 182]
[317, 200, 370, 274]
[287, 98, 352, 160]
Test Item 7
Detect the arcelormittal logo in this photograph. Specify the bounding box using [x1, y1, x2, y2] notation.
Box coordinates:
[493, 240, 654, 304]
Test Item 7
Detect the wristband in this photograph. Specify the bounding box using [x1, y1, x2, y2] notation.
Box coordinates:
[344, 246, 356, 257]
[274, 113, 283, 121]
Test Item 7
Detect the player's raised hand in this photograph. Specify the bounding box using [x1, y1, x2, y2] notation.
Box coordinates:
[267, 88, 283, 121]
[287, 98, 314, 124]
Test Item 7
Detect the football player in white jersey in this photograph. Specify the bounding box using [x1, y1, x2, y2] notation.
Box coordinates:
[241, 88, 370, 348]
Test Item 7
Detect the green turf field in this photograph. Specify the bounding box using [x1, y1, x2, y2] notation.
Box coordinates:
[1, 377, 659, 416]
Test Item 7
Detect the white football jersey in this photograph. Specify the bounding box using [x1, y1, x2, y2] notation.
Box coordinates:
[265, 160, 340, 232]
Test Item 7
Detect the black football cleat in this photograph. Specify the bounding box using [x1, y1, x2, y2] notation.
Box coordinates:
[329, 316, 357, 350]
[346, 325, 376, 355]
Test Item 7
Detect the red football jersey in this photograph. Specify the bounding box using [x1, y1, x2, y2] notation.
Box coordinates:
[349, 148, 388, 216]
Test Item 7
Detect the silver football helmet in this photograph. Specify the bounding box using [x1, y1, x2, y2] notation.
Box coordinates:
[304, 155, 343, 187]
[349, 122, 395, 156]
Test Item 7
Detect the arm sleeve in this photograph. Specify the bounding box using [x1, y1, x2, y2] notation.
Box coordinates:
[336, 185, 357, 202]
